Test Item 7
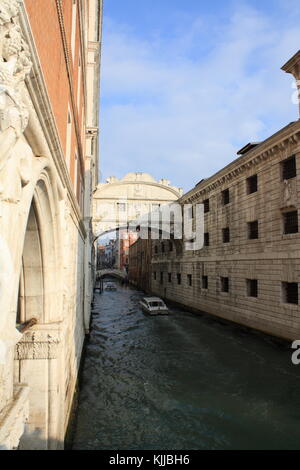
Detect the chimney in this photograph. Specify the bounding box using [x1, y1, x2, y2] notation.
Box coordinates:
[281, 50, 300, 118]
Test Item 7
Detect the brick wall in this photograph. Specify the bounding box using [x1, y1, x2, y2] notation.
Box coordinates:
[25, 0, 85, 204]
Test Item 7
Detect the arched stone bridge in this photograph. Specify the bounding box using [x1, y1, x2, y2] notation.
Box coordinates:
[97, 269, 127, 280]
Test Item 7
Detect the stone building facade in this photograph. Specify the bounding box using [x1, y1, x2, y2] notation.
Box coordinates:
[0, 0, 102, 450]
[93, 172, 183, 237]
[129, 237, 153, 293]
[146, 52, 300, 341]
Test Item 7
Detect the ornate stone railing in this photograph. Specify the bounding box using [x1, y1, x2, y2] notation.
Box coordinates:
[0, 384, 29, 450]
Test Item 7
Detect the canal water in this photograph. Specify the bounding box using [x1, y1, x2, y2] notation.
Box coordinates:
[72, 281, 300, 450]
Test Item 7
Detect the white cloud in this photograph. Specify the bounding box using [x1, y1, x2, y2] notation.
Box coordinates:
[100, 3, 300, 192]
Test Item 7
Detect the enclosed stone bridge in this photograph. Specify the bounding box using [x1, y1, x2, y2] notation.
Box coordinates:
[97, 269, 127, 280]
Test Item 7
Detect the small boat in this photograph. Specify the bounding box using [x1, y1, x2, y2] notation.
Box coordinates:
[139, 297, 169, 315]
[105, 282, 117, 291]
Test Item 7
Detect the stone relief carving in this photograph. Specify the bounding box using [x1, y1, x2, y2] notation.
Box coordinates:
[0, 234, 22, 363]
[0, 0, 32, 203]
[283, 179, 297, 207]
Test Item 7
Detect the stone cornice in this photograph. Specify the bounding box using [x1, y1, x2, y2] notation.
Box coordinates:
[282, 50, 300, 75]
[181, 121, 300, 203]
[95, 181, 182, 198]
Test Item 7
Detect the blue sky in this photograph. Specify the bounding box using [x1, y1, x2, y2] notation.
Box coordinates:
[100, 0, 300, 192]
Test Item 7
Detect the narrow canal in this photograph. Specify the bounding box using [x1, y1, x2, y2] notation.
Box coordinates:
[72, 281, 300, 450]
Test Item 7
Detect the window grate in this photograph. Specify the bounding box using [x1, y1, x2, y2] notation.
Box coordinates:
[222, 189, 230, 205]
[203, 199, 210, 213]
[248, 220, 259, 239]
[282, 156, 296, 180]
[202, 276, 208, 289]
[221, 277, 229, 293]
[247, 175, 258, 194]
[247, 279, 258, 298]
[223, 227, 230, 243]
[204, 232, 210, 247]
[283, 211, 298, 234]
[282, 282, 298, 304]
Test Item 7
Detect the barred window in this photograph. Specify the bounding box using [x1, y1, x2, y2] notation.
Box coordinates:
[248, 220, 259, 239]
[204, 232, 210, 247]
[177, 273, 181, 285]
[223, 227, 230, 243]
[222, 189, 230, 205]
[282, 282, 298, 305]
[187, 274, 192, 287]
[202, 276, 208, 289]
[247, 175, 258, 194]
[221, 277, 229, 293]
[282, 156, 296, 180]
[203, 199, 210, 213]
[283, 211, 298, 234]
[247, 279, 258, 298]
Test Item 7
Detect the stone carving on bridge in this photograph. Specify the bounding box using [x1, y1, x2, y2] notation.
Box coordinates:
[0, 0, 33, 203]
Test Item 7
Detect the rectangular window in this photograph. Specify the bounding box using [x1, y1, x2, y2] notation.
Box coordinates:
[247, 279, 258, 298]
[203, 199, 210, 213]
[187, 274, 192, 287]
[282, 155, 296, 180]
[222, 189, 230, 205]
[154, 245, 158, 254]
[283, 211, 298, 234]
[169, 241, 173, 252]
[162, 243, 165, 253]
[248, 220, 259, 240]
[222, 227, 230, 243]
[160, 272, 164, 285]
[153, 272, 157, 281]
[202, 276, 208, 289]
[204, 232, 210, 247]
[168, 273, 172, 283]
[177, 273, 181, 285]
[187, 206, 194, 219]
[282, 282, 298, 305]
[221, 277, 229, 293]
[247, 175, 258, 194]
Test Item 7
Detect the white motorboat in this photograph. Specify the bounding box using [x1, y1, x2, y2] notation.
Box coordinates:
[139, 297, 169, 315]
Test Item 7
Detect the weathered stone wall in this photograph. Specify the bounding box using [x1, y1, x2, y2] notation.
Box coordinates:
[0, 0, 102, 450]
[151, 121, 300, 341]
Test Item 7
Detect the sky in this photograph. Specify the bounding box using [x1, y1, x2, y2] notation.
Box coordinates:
[100, 0, 300, 193]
